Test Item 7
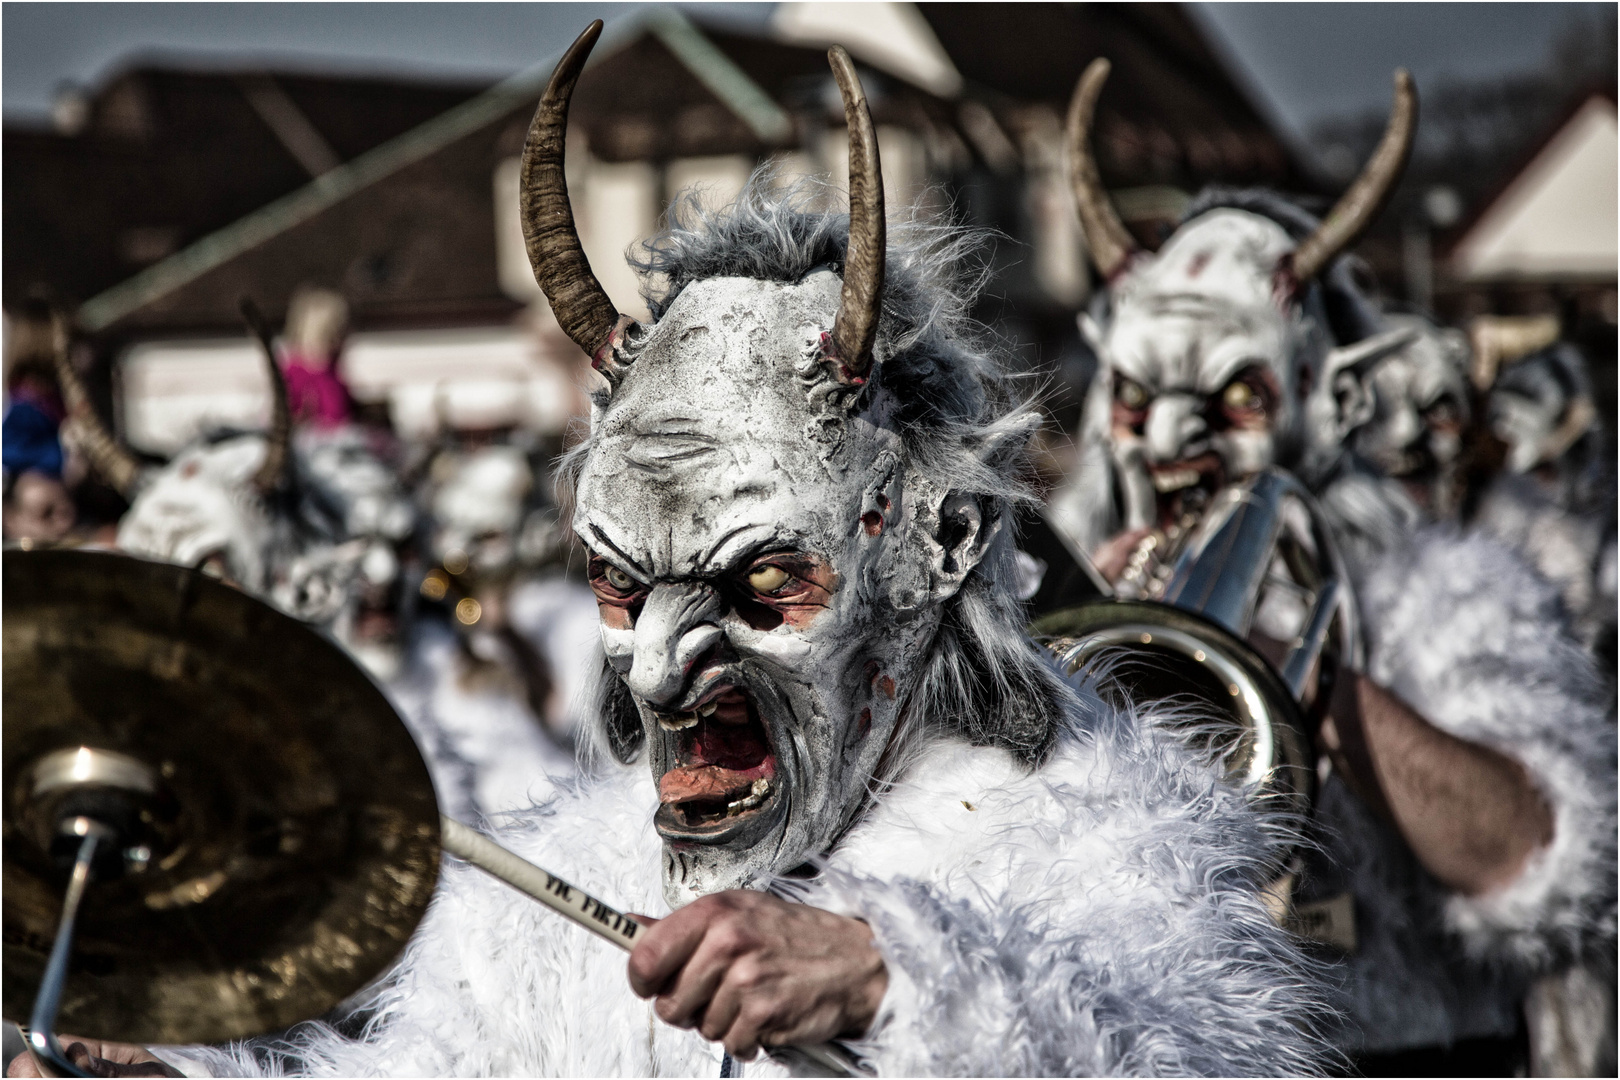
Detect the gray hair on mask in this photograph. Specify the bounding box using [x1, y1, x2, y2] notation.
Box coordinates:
[567, 170, 1070, 767]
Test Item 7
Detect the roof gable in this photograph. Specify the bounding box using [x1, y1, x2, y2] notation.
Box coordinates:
[1451, 95, 1617, 282]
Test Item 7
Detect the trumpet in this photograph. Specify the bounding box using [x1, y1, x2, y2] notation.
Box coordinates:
[1035, 469, 1362, 820]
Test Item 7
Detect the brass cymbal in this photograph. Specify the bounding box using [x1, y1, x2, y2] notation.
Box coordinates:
[3, 549, 440, 1046]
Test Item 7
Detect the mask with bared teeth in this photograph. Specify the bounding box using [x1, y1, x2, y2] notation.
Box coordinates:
[1059, 60, 1419, 557]
[576, 274, 952, 902]
[522, 26, 1036, 904]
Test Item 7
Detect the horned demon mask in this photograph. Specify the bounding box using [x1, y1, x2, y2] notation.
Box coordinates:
[57, 315, 294, 594]
[1059, 61, 1419, 554]
[1488, 344, 1600, 481]
[526, 24, 1045, 904]
[1346, 314, 1471, 514]
[59, 318, 414, 669]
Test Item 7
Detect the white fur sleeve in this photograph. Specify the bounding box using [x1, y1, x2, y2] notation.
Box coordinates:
[153, 772, 721, 1078]
[1356, 527, 1618, 969]
[800, 714, 1335, 1076]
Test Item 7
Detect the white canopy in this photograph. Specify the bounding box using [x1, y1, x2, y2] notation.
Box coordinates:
[771, 2, 962, 98]
[119, 326, 578, 454]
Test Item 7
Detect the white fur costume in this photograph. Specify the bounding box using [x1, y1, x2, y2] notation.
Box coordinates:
[175, 681, 1333, 1077]
[1472, 473, 1617, 661]
[1298, 525, 1616, 1054]
[385, 623, 572, 823]
[385, 576, 600, 822]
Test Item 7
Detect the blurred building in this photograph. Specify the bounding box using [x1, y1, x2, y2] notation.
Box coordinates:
[1450, 96, 1617, 287]
[3, 2, 1305, 455]
[1302, 11, 1617, 416]
[1443, 93, 1618, 417]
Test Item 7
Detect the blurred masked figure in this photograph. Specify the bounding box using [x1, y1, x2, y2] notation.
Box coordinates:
[1475, 341, 1615, 661]
[1346, 313, 1473, 519]
[1342, 315, 1615, 668]
[52, 317, 556, 823]
[409, 425, 598, 818]
[1050, 62, 1614, 1073]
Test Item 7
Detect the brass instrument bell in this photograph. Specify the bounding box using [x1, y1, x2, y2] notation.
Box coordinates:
[1035, 469, 1362, 819]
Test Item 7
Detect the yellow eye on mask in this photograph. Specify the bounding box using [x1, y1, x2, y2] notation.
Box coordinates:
[747, 565, 790, 595]
[1223, 381, 1259, 411]
[1116, 378, 1150, 410]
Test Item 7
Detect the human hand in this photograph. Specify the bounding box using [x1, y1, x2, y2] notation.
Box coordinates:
[1091, 527, 1154, 583]
[7, 1037, 182, 1077]
[627, 890, 887, 1060]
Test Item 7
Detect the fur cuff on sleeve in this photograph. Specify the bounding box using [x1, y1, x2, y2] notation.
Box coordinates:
[814, 875, 1035, 1076]
[795, 712, 1337, 1077]
[1356, 527, 1618, 969]
[810, 863, 1331, 1077]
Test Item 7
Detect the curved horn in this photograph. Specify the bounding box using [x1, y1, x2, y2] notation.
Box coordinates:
[240, 297, 292, 494]
[1065, 58, 1138, 281]
[520, 20, 622, 359]
[827, 46, 885, 379]
[1286, 70, 1417, 284]
[50, 316, 142, 496]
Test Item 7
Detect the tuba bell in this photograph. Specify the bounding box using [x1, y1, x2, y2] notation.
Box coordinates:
[1033, 468, 1362, 821]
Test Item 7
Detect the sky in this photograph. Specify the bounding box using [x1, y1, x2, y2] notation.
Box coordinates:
[1192, 2, 1611, 142]
[2, 2, 1609, 146]
[0, 4, 771, 116]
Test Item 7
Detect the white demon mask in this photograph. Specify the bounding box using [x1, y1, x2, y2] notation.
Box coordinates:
[1081, 209, 1326, 535]
[1489, 344, 1598, 478]
[575, 273, 981, 902]
[116, 435, 279, 590]
[299, 427, 417, 673]
[527, 27, 1015, 904]
[427, 443, 536, 578]
[1059, 61, 1417, 553]
[111, 433, 383, 631]
[1344, 314, 1471, 512]
[59, 307, 298, 596]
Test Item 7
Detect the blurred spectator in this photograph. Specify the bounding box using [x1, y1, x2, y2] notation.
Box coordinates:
[281, 286, 353, 428]
[3, 471, 76, 542]
[4, 384, 64, 479]
[2, 302, 76, 543]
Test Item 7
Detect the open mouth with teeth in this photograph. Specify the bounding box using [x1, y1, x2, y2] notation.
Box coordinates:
[653, 686, 784, 842]
[1148, 453, 1223, 526]
[1371, 440, 1440, 484]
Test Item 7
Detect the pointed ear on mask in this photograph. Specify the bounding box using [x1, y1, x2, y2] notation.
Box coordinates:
[1078, 312, 1104, 352]
[968, 411, 1042, 473]
[921, 490, 996, 602]
[917, 415, 1033, 602]
[1320, 325, 1420, 441]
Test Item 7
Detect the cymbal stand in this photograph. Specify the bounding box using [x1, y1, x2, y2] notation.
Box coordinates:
[17, 747, 166, 1079]
[26, 826, 107, 1079]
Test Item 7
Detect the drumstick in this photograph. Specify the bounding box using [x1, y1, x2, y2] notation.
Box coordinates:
[439, 816, 643, 949]
[438, 816, 865, 1078]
